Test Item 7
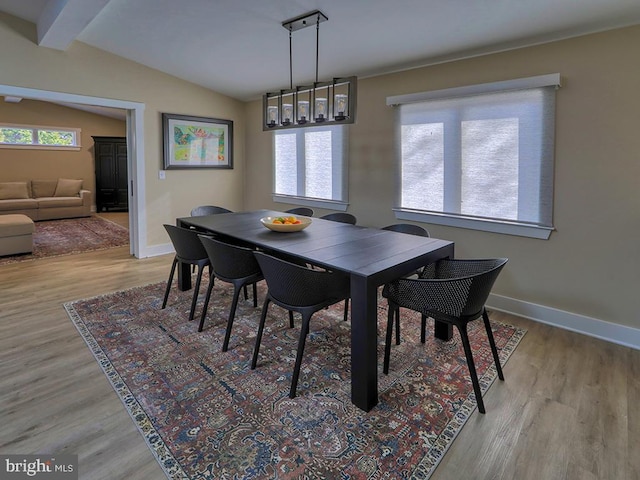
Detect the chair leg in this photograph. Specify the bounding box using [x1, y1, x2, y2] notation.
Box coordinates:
[197, 277, 215, 332]
[343, 298, 349, 321]
[243, 285, 249, 300]
[251, 297, 271, 369]
[421, 314, 427, 343]
[189, 264, 205, 320]
[383, 303, 397, 374]
[222, 286, 243, 352]
[252, 282, 258, 308]
[290, 313, 312, 398]
[289, 310, 295, 328]
[395, 308, 401, 345]
[456, 323, 486, 414]
[161, 257, 178, 309]
[482, 308, 504, 381]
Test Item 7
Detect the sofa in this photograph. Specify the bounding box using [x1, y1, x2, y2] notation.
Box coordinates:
[0, 179, 92, 221]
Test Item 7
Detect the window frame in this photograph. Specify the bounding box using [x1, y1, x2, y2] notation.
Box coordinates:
[272, 124, 349, 211]
[387, 74, 560, 239]
[0, 122, 82, 150]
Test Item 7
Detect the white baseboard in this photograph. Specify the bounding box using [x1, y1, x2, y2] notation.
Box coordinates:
[488, 294, 640, 351]
[139, 242, 174, 258]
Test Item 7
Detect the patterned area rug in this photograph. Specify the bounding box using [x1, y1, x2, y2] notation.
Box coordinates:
[0, 215, 129, 265]
[64, 281, 526, 479]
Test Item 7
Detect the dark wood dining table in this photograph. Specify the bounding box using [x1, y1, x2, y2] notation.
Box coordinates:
[177, 209, 455, 412]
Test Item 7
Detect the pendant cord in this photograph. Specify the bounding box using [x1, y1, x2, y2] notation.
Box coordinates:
[315, 15, 320, 83]
[289, 26, 293, 89]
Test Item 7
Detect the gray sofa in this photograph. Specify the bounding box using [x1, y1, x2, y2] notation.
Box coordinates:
[0, 179, 92, 221]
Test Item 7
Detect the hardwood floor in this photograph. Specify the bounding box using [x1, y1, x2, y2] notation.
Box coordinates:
[0, 245, 638, 479]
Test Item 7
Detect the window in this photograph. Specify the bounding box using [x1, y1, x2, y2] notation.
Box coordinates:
[0, 123, 81, 149]
[273, 125, 348, 209]
[388, 74, 560, 239]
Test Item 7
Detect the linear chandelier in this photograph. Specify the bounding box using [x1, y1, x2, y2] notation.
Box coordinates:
[262, 10, 357, 131]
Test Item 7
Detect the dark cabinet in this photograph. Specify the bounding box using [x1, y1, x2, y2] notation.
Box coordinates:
[92, 136, 128, 212]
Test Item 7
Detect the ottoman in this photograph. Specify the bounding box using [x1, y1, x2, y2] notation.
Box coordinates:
[0, 214, 35, 256]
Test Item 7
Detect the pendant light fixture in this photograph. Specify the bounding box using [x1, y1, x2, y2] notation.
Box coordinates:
[262, 10, 357, 131]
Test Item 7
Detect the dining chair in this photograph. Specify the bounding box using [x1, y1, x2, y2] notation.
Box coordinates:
[251, 251, 351, 398]
[319, 212, 357, 225]
[188, 205, 233, 274]
[382, 257, 508, 414]
[190, 205, 233, 216]
[162, 224, 211, 321]
[382, 223, 430, 237]
[285, 207, 314, 216]
[198, 236, 264, 351]
[382, 223, 430, 344]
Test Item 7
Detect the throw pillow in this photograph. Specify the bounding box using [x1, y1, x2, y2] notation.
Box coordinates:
[31, 180, 58, 198]
[0, 182, 29, 200]
[54, 178, 83, 197]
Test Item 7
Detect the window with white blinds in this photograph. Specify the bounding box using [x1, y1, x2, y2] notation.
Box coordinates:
[273, 125, 348, 209]
[389, 74, 560, 239]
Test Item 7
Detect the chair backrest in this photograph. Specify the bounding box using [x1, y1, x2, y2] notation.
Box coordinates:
[254, 252, 349, 307]
[285, 207, 314, 217]
[382, 223, 429, 237]
[421, 258, 508, 317]
[198, 235, 260, 280]
[163, 224, 208, 262]
[320, 212, 357, 225]
[190, 205, 233, 216]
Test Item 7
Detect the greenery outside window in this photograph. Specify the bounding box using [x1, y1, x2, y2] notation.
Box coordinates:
[387, 74, 560, 239]
[273, 125, 348, 210]
[0, 123, 81, 150]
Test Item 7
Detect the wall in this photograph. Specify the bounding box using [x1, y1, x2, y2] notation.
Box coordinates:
[0, 12, 246, 247]
[245, 26, 640, 334]
[0, 98, 126, 208]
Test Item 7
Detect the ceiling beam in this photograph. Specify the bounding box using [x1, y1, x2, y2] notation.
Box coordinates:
[37, 0, 111, 50]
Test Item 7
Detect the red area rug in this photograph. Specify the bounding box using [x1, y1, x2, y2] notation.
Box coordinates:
[0, 215, 128, 265]
[64, 281, 525, 479]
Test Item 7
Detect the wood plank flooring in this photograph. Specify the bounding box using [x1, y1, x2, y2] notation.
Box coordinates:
[0, 236, 638, 479]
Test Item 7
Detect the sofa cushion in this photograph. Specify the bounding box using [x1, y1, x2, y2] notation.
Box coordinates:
[31, 180, 58, 198]
[0, 198, 38, 210]
[0, 182, 30, 200]
[37, 196, 84, 208]
[54, 178, 83, 197]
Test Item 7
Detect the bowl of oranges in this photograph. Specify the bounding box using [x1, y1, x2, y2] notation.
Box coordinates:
[260, 215, 312, 232]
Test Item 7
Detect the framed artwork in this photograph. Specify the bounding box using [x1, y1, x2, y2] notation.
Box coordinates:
[162, 113, 233, 169]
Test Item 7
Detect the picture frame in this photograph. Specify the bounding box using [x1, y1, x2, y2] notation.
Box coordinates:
[162, 113, 233, 169]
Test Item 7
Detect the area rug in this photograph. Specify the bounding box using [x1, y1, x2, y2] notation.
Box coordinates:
[64, 281, 526, 479]
[0, 215, 129, 265]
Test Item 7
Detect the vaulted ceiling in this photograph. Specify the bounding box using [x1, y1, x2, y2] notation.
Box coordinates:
[1, 0, 640, 102]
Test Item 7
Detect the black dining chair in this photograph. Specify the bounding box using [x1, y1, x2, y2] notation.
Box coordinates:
[382, 223, 430, 344]
[188, 205, 237, 278]
[190, 205, 233, 216]
[198, 236, 264, 351]
[382, 258, 508, 414]
[285, 207, 314, 217]
[162, 224, 211, 321]
[320, 212, 357, 225]
[251, 251, 351, 398]
[382, 223, 430, 237]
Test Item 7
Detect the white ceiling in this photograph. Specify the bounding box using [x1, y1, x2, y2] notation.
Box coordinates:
[1, 0, 640, 102]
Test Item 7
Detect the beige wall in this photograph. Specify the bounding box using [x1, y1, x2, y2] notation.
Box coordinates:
[0, 98, 126, 206]
[0, 12, 246, 247]
[245, 26, 640, 329]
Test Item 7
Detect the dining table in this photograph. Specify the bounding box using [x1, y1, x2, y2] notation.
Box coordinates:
[177, 209, 455, 412]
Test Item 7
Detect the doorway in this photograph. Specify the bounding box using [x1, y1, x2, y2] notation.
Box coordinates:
[0, 84, 145, 257]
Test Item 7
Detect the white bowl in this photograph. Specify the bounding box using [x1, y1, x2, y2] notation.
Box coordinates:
[260, 216, 312, 232]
